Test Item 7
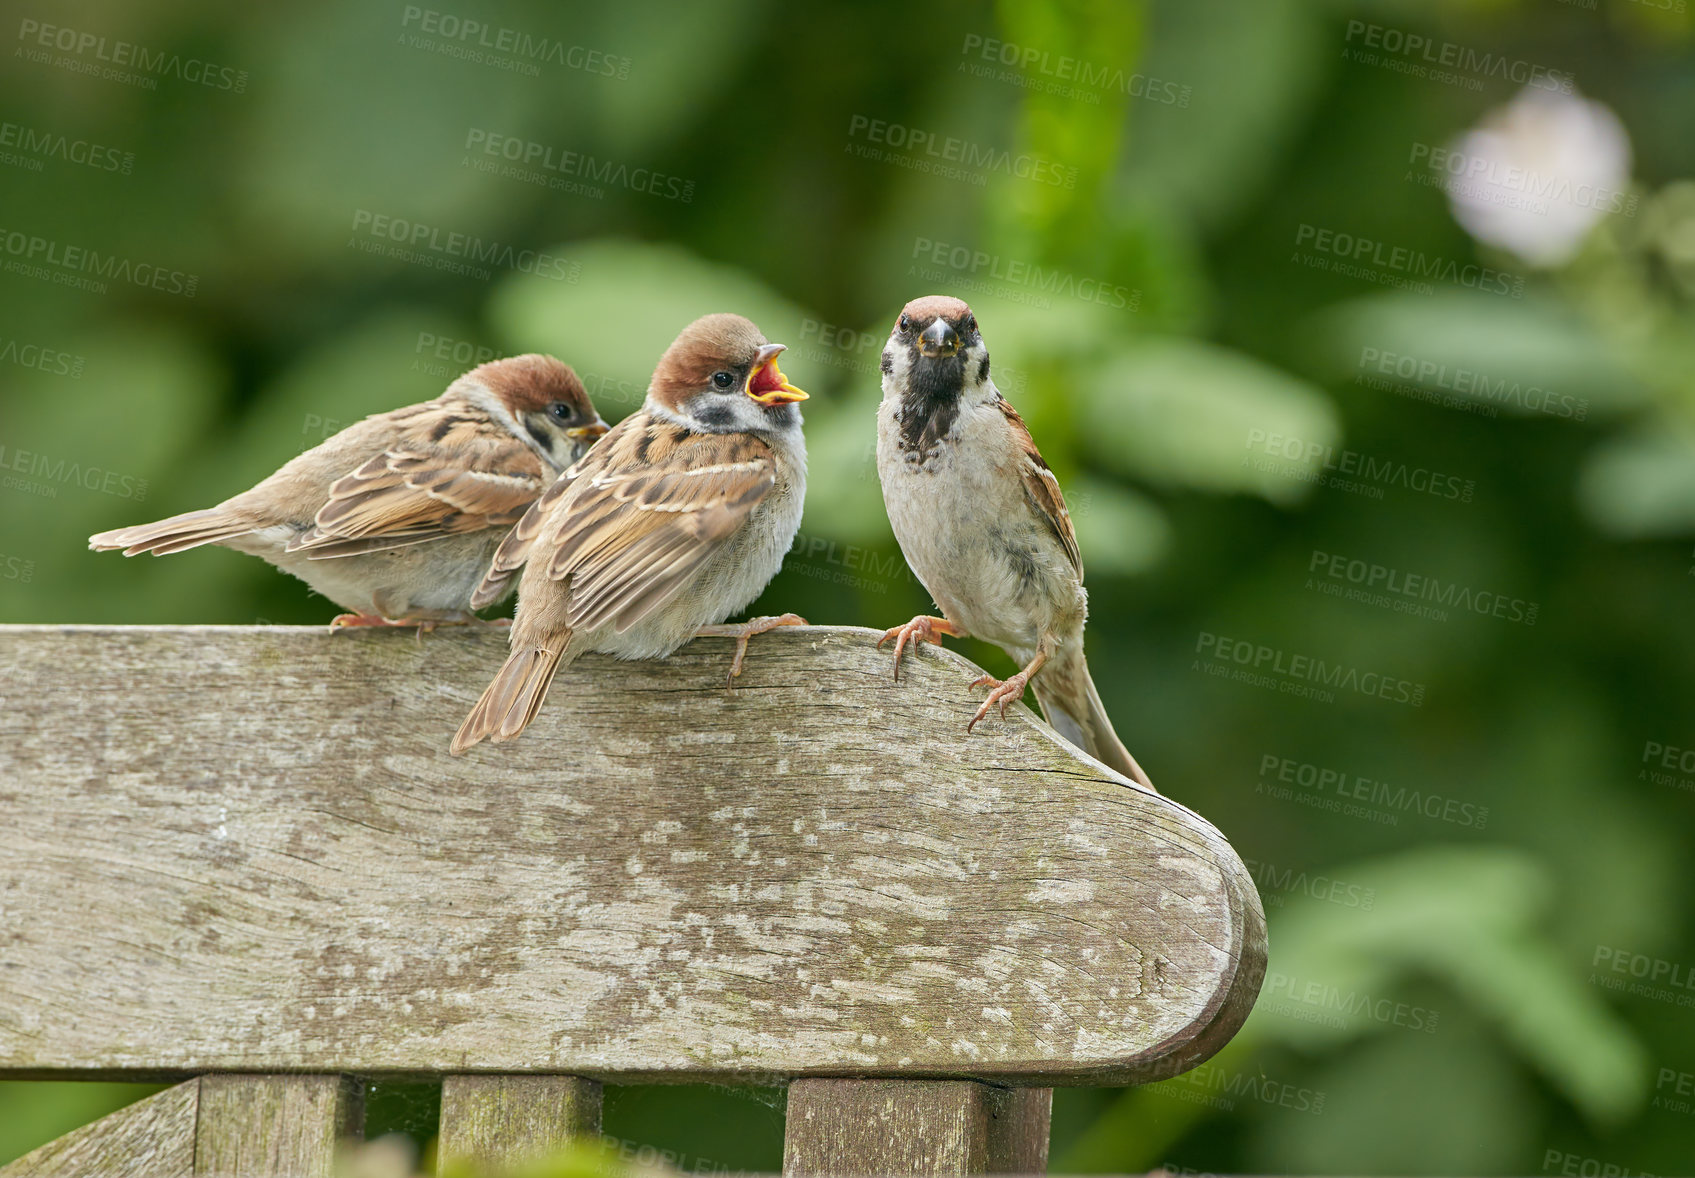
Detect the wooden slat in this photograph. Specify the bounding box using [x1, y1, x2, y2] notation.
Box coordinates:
[782, 1079, 1049, 1175]
[436, 1075, 601, 1172]
[987, 1088, 1052, 1174]
[192, 1074, 362, 1177]
[0, 625, 1265, 1084]
[0, 1080, 198, 1177]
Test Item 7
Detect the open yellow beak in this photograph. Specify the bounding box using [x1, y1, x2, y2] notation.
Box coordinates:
[746, 344, 808, 406]
[566, 420, 609, 440]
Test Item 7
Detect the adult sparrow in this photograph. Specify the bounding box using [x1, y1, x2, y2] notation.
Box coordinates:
[874, 295, 1155, 790]
[451, 313, 809, 754]
[89, 354, 608, 629]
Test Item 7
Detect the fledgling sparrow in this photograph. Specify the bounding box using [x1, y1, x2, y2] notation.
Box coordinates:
[874, 295, 1155, 790]
[451, 314, 809, 754]
[88, 355, 608, 629]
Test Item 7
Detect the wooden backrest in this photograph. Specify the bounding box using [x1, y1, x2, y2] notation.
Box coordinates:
[0, 625, 1266, 1175]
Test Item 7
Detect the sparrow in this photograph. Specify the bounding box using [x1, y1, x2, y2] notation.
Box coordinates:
[451, 313, 809, 755]
[874, 295, 1155, 790]
[88, 354, 608, 629]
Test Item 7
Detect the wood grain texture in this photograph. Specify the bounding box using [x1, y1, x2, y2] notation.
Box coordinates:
[0, 1080, 197, 1177]
[782, 1079, 1049, 1175]
[192, 1074, 362, 1177]
[986, 1087, 1052, 1174]
[0, 624, 1264, 1084]
[436, 1075, 601, 1172]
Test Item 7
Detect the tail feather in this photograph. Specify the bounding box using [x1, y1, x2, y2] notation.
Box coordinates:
[1032, 656, 1157, 792]
[89, 509, 254, 557]
[451, 634, 572, 755]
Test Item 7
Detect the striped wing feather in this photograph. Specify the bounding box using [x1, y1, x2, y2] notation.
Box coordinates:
[994, 396, 1082, 579]
[490, 412, 774, 634]
[287, 407, 549, 559]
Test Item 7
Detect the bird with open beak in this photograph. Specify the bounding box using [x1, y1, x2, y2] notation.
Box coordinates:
[89, 354, 608, 631]
[452, 313, 809, 754]
[874, 295, 1156, 790]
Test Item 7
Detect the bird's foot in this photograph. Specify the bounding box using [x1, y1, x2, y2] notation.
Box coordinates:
[876, 615, 967, 681]
[694, 613, 808, 686]
[966, 670, 1033, 732]
[328, 611, 496, 641]
[328, 612, 409, 634]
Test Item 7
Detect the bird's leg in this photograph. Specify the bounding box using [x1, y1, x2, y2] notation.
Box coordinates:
[876, 615, 968, 681]
[694, 613, 809, 685]
[967, 644, 1051, 733]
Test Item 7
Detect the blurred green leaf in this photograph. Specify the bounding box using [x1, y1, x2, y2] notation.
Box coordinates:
[1254, 1023, 1538, 1173]
[1117, 0, 1327, 232]
[1311, 290, 1648, 420]
[1068, 474, 1171, 576]
[1077, 337, 1341, 502]
[1579, 425, 1695, 537]
[1267, 846, 1649, 1126]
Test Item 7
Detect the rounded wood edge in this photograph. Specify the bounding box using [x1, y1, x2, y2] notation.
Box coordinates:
[0, 624, 1265, 1087]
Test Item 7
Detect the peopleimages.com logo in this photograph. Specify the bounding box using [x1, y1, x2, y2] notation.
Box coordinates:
[1194, 631, 1427, 707]
[1342, 20, 1574, 93]
[1409, 141, 1636, 219]
[462, 129, 695, 202]
[0, 119, 134, 175]
[397, 7, 631, 79]
[0, 226, 197, 297]
[1355, 345, 1590, 422]
[1256, 753, 1490, 829]
[1260, 970, 1440, 1033]
[15, 17, 249, 91]
[1306, 548, 1539, 626]
[1243, 429, 1477, 504]
[1294, 223, 1525, 298]
[0, 441, 147, 501]
[0, 336, 84, 378]
[910, 237, 1137, 310]
[957, 33, 1192, 108]
[347, 210, 579, 283]
[845, 115, 1078, 189]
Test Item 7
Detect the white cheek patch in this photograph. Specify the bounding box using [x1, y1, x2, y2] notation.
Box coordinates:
[458, 380, 522, 437]
[965, 345, 986, 384]
[678, 392, 769, 434]
[960, 344, 996, 403]
[880, 342, 909, 392]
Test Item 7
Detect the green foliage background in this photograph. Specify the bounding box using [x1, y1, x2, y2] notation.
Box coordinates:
[2, 0, 1693, 1172]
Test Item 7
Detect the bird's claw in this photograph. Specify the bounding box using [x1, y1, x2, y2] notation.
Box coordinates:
[696, 613, 808, 688]
[967, 671, 1031, 732]
[877, 616, 959, 682]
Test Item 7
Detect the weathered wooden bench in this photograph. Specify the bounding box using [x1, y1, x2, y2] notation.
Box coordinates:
[0, 624, 1265, 1175]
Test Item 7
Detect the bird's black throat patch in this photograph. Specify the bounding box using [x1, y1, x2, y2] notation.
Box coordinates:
[898, 353, 966, 459]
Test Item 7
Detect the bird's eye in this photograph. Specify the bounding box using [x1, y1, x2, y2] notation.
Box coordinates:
[898, 315, 912, 333]
[965, 316, 977, 334]
[548, 401, 571, 421]
[711, 370, 736, 391]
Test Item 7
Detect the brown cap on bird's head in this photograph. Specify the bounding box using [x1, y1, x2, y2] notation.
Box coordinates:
[893, 296, 979, 358]
[649, 313, 808, 411]
[463, 354, 589, 414]
[460, 353, 608, 444]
